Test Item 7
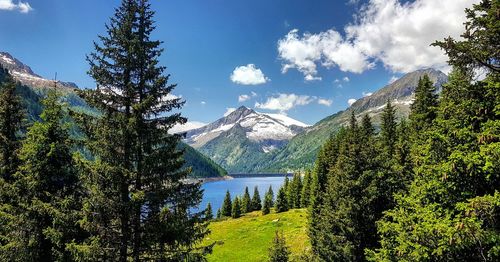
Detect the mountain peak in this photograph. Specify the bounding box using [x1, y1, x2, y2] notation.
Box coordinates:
[0, 51, 78, 90]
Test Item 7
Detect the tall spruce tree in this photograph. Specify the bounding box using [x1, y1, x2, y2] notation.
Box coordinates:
[73, 0, 209, 260]
[6, 92, 82, 261]
[221, 190, 232, 217]
[251, 186, 262, 211]
[231, 197, 241, 219]
[409, 74, 439, 134]
[262, 187, 274, 215]
[275, 186, 289, 213]
[205, 203, 213, 220]
[300, 170, 311, 208]
[268, 231, 290, 262]
[241, 186, 252, 213]
[0, 69, 24, 181]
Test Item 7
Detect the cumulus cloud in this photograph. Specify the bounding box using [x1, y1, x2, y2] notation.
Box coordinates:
[255, 93, 314, 113]
[230, 64, 269, 85]
[224, 108, 236, 117]
[348, 98, 357, 106]
[0, 0, 33, 13]
[201, 101, 206, 105]
[278, 0, 477, 79]
[169, 121, 207, 134]
[318, 98, 333, 107]
[343, 76, 350, 82]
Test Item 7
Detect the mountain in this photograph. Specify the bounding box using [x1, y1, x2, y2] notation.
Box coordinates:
[184, 106, 309, 173]
[0, 52, 226, 178]
[263, 68, 448, 172]
[0, 52, 78, 90]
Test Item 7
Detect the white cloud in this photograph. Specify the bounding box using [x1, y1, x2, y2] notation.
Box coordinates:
[224, 108, 236, 117]
[362, 91, 373, 97]
[238, 94, 251, 102]
[169, 121, 207, 134]
[255, 93, 314, 113]
[201, 101, 206, 105]
[278, 0, 478, 77]
[318, 98, 333, 107]
[0, 0, 33, 13]
[230, 64, 269, 85]
[388, 76, 399, 84]
[334, 79, 341, 83]
[238, 91, 258, 102]
[305, 74, 322, 81]
[343, 76, 350, 82]
[348, 98, 357, 106]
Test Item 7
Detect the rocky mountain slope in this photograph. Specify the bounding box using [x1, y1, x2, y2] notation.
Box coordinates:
[184, 106, 309, 173]
[263, 68, 448, 172]
[0, 52, 226, 178]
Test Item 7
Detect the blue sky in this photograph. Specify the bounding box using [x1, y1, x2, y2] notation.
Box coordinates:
[0, 0, 476, 126]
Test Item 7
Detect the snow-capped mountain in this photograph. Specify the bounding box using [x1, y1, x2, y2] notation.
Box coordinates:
[183, 106, 309, 173]
[0, 52, 78, 90]
[185, 106, 309, 151]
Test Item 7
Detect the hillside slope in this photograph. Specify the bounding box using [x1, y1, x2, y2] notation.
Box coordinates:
[203, 209, 309, 262]
[264, 68, 448, 172]
[0, 53, 226, 178]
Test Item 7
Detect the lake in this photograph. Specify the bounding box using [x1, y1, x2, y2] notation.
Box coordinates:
[198, 176, 287, 213]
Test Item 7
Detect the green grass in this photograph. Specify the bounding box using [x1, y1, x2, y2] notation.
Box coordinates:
[203, 209, 309, 262]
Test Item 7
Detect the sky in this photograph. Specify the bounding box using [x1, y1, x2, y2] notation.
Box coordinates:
[0, 0, 479, 127]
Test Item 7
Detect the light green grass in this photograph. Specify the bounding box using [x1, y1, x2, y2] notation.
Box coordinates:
[202, 209, 309, 262]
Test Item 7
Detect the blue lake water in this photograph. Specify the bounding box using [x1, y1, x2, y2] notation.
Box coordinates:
[199, 176, 287, 213]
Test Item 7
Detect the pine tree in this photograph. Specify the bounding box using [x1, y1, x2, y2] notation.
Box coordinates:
[300, 170, 311, 208]
[251, 186, 262, 211]
[275, 186, 289, 213]
[73, 1, 209, 260]
[409, 74, 438, 134]
[268, 231, 290, 262]
[288, 173, 302, 209]
[262, 186, 274, 215]
[241, 186, 252, 213]
[231, 197, 241, 219]
[216, 209, 221, 219]
[205, 202, 213, 220]
[380, 100, 397, 156]
[0, 69, 24, 181]
[221, 190, 232, 217]
[5, 92, 83, 261]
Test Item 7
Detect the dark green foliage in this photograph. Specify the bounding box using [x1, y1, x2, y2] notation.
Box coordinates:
[300, 170, 311, 208]
[0, 69, 24, 180]
[216, 208, 221, 219]
[71, 1, 210, 260]
[178, 142, 227, 178]
[251, 186, 262, 211]
[221, 190, 232, 217]
[262, 186, 274, 215]
[231, 197, 241, 219]
[380, 100, 397, 156]
[275, 186, 289, 213]
[3, 92, 83, 261]
[205, 202, 213, 220]
[241, 186, 252, 213]
[268, 231, 290, 262]
[409, 74, 439, 134]
[368, 2, 500, 260]
[287, 173, 302, 209]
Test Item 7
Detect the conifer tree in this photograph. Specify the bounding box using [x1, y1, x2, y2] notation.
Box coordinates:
[300, 170, 311, 208]
[6, 92, 82, 261]
[409, 74, 438, 134]
[288, 173, 302, 209]
[241, 186, 252, 213]
[221, 190, 232, 217]
[262, 186, 274, 215]
[231, 197, 241, 219]
[275, 186, 289, 213]
[380, 100, 397, 156]
[268, 231, 290, 262]
[0, 69, 24, 180]
[205, 202, 213, 220]
[216, 209, 221, 219]
[251, 186, 262, 211]
[73, 1, 210, 260]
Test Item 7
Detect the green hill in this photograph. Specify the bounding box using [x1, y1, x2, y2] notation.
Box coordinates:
[203, 209, 309, 262]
